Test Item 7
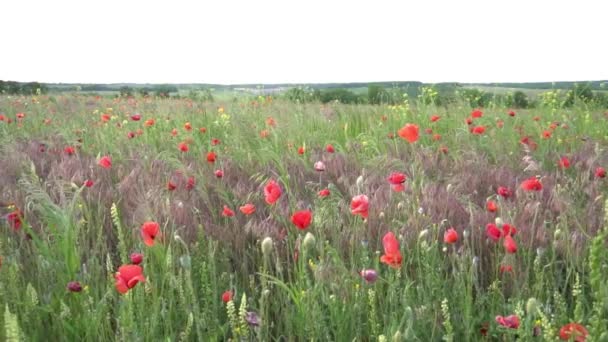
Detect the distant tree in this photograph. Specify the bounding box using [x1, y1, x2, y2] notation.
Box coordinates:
[368, 85, 387, 105]
[513, 91, 529, 108]
[119, 86, 134, 97]
[564, 83, 594, 107]
[0, 80, 5, 94]
[319, 88, 363, 104]
[284, 87, 315, 103]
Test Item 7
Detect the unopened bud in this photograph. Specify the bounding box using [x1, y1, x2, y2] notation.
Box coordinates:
[261, 237, 274, 256]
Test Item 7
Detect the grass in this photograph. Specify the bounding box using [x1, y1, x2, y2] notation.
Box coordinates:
[1, 93, 608, 341]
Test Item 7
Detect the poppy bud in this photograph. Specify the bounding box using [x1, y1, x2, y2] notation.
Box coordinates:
[526, 298, 539, 315]
[495, 217, 504, 228]
[392, 330, 402, 342]
[379, 212, 385, 219]
[356, 175, 364, 188]
[302, 232, 316, 252]
[360, 269, 378, 283]
[67, 281, 83, 292]
[130, 253, 143, 265]
[418, 229, 429, 239]
[261, 237, 274, 257]
[397, 202, 404, 210]
[554, 229, 562, 239]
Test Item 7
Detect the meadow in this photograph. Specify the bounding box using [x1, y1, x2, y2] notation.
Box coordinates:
[1, 92, 607, 341]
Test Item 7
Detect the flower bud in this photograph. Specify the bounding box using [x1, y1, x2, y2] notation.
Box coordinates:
[130, 253, 143, 265]
[360, 269, 378, 283]
[526, 297, 539, 315]
[495, 217, 504, 228]
[261, 237, 274, 257]
[67, 281, 83, 293]
[302, 232, 316, 251]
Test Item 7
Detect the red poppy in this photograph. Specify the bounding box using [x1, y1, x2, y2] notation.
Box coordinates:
[222, 205, 235, 217]
[465, 117, 473, 125]
[500, 264, 513, 273]
[266, 117, 276, 127]
[471, 125, 486, 135]
[596, 167, 606, 178]
[486, 224, 501, 242]
[534, 116, 541, 121]
[101, 113, 111, 122]
[503, 234, 517, 254]
[171, 128, 178, 137]
[471, 109, 483, 118]
[430, 115, 440, 122]
[207, 152, 216, 163]
[559, 323, 588, 341]
[199, 127, 207, 133]
[502, 224, 517, 237]
[559, 157, 570, 169]
[222, 290, 233, 303]
[291, 210, 312, 230]
[264, 180, 282, 205]
[260, 129, 270, 138]
[214, 169, 224, 178]
[432, 133, 442, 141]
[84, 179, 94, 188]
[141, 221, 161, 247]
[444, 228, 458, 244]
[184, 122, 192, 131]
[7, 210, 22, 231]
[326, 144, 335, 153]
[497, 186, 512, 198]
[115, 265, 145, 294]
[387, 172, 407, 192]
[67, 281, 83, 293]
[127, 131, 136, 139]
[211, 138, 220, 146]
[350, 194, 369, 218]
[16, 112, 25, 119]
[314, 161, 326, 172]
[167, 181, 177, 191]
[64, 146, 76, 155]
[542, 130, 552, 139]
[130, 253, 143, 265]
[508, 110, 516, 117]
[240, 203, 256, 215]
[318, 188, 330, 198]
[186, 176, 196, 190]
[298, 146, 305, 155]
[178, 142, 189, 152]
[495, 314, 520, 329]
[439, 146, 448, 154]
[380, 232, 402, 269]
[424, 128, 433, 134]
[98, 156, 112, 169]
[486, 200, 498, 213]
[131, 114, 141, 121]
[521, 177, 543, 191]
[398, 123, 419, 143]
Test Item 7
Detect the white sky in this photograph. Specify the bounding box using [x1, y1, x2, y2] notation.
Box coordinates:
[1, 0, 607, 84]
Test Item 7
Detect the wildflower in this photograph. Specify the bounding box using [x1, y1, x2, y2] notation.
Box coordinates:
[245, 311, 261, 327]
[471, 125, 486, 135]
[314, 161, 326, 172]
[387, 172, 407, 192]
[98, 156, 112, 169]
[502, 223, 517, 237]
[559, 156, 570, 169]
[141, 221, 161, 247]
[178, 142, 189, 152]
[167, 181, 177, 191]
[495, 314, 520, 329]
[503, 234, 517, 254]
[500, 264, 513, 273]
[302, 232, 316, 251]
[64, 146, 76, 155]
[497, 186, 512, 198]
[264, 179, 282, 205]
[199, 127, 207, 133]
[127, 131, 136, 139]
[130, 253, 143, 265]
[318, 188, 330, 198]
[7, 210, 23, 231]
[359, 269, 378, 283]
[101, 113, 111, 122]
[350, 194, 369, 218]
[559, 323, 588, 341]
[486, 223, 501, 242]
[186, 176, 196, 190]
[261, 237, 273, 256]
[486, 200, 498, 213]
[214, 169, 224, 178]
[211, 138, 220, 146]
[521, 177, 543, 191]
[595, 167, 605, 178]
[222, 290, 233, 303]
[298, 146, 305, 155]
[67, 281, 83, 293]
[291, 210, 312, 230]
[83, 179, 94, 188]
[444, 228, 458, 244]
[465, 117, 473, 125]
[240, 204, 256, 215]
[222, 205, 235, 217]
[207, 152, 217, 163]
[381, 232, 402, 268]
[508, 110, 516, 117]
[326, 144, 335, 153]
[398, 123, 419, 143]
[184, 122, 192, 131]
[430, 115, 440, 122]
[542, 130, 552, 139]
[471, 109, 483, 118]
[115, 265, 145, 294]
[131, 114, 141, 121]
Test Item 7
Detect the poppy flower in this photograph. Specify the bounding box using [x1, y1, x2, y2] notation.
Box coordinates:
[131, 114, 141, 121]
[444, 228, 458, 244]
[98, 156, 112, 169]
[264, 180, 282, 205]
[207, 152, 216, 163]
[430, 115, 440, 122]
[141, 221, 161, 247]
[380, 232, 402, 269]
[439, 146, 449, 154]
[144, 119, 155, 127]
[211, 138, 220, 146]
[471, 109, 483, 118]
[266, 117, 276, 127]
[486, 200, 498, 213]
[178, 142, 189, 152]
[486, 223, 501, 242]
[359, 269, 378, 283]
[64, 146, 76, 155]
[214, 169, 224, 178]
[387, 172, 407, 192]
[424, 128, 433, 134]
[596, 167, 606, 178]
[350, 194, 369, 218]
[508, 110, 516, 117]
[298, 146, 305, 155]
[291, 210, 312, 230]
[559, 157, 570, 169]
[260, 129, 270, 138]
[495, 315, 520, 329]
[326, 144, 335, 153]
[130, 253, 143, 265]
[6, 210, 22, 231]
[432, 133, 442, 141]
[240, 203, 256, 215]
[521, 177, 543, 191]
[222, 205, 235, 217]
[398, 123, 419, 143]
[171, 128, 178, 137]
[67, 281, 83, 293]
[127, 131, 136, 139]
[500, 264, 513, 273]
[465, 117, 473, 125]
[167, 181, 177, 191]
[471, 126, 486, 134]
[314, 161, 326, 172]
[222, 290, 233, 303]
[559, 323, 588, 341]
[497, 186, 512, 198]
[318, 188, 330, 198]
[101, 114, 111, 122]
[186, 176, 196, 190]
[502, 224, 517, 237]
[115, 265, 145, 294]
[542, 130, 552, 139]
[184, 122, 192, 131]
[199, 127, 207, 133]
[83, 179, 94, 188]
[503, 234, 517, 254]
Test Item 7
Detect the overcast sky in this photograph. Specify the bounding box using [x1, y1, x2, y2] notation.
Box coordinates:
[1, 0, 607, 84]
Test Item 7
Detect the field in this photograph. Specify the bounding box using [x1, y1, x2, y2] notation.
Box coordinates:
[1, 93, 608, 341]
